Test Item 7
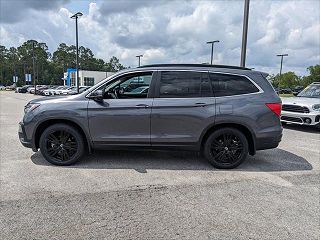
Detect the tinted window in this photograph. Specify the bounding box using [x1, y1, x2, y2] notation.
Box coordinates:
[159, 72, 211, 98]
[209, 73, 259, 97]
[200, 74, 212, 97]
[101, 72, 152, 99]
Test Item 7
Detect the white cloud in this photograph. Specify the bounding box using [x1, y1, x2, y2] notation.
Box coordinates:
[0, 0, 319, 76]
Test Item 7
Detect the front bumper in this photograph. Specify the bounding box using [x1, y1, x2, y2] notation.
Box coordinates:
[281, 111, 320, 126]
[18, 122, 37, 151]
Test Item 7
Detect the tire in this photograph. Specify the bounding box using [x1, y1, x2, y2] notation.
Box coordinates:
[203, 128, 248, 169]
[39, 124, 85, 166]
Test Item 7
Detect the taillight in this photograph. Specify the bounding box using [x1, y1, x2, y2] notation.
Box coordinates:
[266, 103, 282, 117]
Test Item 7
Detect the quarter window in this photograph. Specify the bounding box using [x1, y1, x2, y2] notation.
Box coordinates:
[209, 73, 259, 97]
[159, 71, 212, 98]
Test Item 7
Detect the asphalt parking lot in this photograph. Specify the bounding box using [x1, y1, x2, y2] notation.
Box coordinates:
[0, 91, 319, 239]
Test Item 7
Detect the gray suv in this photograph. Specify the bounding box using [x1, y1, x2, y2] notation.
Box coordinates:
[19, 64, 282, 169]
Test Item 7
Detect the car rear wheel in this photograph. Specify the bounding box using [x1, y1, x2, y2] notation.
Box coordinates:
[203, 128, 248, 169]
[39, 124, 85, 166]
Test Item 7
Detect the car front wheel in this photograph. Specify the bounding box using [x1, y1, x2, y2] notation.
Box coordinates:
[203, 128, 248, 169]
[39, 124, 85, 166]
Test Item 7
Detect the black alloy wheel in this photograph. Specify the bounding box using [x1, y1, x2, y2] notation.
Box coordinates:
[204, 128, 248, 169]
[39, 124, 85, 165]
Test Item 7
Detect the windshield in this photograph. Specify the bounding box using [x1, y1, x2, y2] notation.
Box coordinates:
[297, 84, 320, 98]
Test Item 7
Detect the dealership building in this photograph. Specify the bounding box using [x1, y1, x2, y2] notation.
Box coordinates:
[64, 68, 114, 87]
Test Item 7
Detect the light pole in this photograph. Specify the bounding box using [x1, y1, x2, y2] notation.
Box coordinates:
[277, 54, 288, 88]
[240, 0, 250, 67]
[136, 55, 143, 67]
[31, 41, 36, 95]
[206, 40, 219, 65]
[38, 43, 47, 84]
[71, 12, 83, 93]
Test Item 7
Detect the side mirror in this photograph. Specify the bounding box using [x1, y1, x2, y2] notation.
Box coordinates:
[89, 89, 104, 102]
[293, 92, 298, 96]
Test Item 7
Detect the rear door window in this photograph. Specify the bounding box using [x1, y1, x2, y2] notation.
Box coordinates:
[159, 71, 212, 98]
[209, 73, 259, 97]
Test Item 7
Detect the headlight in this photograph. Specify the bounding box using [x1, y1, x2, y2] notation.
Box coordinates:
[312, 104, 320, 111]
[24, 103, 40, 113]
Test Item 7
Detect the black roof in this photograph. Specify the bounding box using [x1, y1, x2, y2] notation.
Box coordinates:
[138, 64, 251, 70]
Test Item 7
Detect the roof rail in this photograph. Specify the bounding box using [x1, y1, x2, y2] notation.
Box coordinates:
[138, 64, 251, 70]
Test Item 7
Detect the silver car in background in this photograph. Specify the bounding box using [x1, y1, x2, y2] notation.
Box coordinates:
[281, 82, 320, 128]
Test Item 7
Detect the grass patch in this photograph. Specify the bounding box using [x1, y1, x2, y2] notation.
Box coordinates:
[279, 93, 294, 97]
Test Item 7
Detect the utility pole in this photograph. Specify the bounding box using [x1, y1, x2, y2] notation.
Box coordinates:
[136, 55, 143, 67]
[32, 41, 36, 95]
[206, 40, 219, 65]
[13, 54, 16, 85]
[38, 43, 47, 84]
[23, 62, 26, 85]
[277, 54, 288, 88]
[71, 12, 83, 92]
[240, 0, 250, 67]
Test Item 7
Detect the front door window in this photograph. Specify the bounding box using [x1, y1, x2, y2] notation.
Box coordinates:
[102, 72, 153, 99]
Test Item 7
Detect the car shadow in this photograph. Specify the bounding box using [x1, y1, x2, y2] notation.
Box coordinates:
[31, 148, 312, 173]
[283, 124, 319, 133]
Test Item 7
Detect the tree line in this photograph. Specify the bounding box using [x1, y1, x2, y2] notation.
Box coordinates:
[0, 40, 126, 86]
[1, 39, 319, 88]
[268, 65, 320, 89]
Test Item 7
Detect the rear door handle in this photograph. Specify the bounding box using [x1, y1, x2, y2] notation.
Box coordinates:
[135, 104, 149, 108]
[195, 103, 207, 107]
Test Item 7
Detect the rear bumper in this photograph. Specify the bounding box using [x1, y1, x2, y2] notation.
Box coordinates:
[256, 130, 282, 151]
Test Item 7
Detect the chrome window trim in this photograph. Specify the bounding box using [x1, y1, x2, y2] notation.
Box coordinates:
[207, 70, 264, 98]
[156, 69, 264, 98]
[86, 68, 264, 98]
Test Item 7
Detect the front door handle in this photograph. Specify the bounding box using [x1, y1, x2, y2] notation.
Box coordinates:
[135, 104, 149, 108]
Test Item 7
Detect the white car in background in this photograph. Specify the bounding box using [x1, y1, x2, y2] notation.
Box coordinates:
[43, 86, 75, 95]
[42, 86, 60, 96]
[281, 82, 320, 128]
[26, 86, 34, 93]
[56, 86, 76, 95]
[50, 86, 67, 95]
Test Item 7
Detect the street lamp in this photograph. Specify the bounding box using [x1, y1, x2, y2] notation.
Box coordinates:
[206, 40, 219, 65]
[277, 54, 288, 88]
[240, 0, 250, 67]
[136, 55, 143, 67]
[30, 40, 36, 95]
[71, 12, 83, 93]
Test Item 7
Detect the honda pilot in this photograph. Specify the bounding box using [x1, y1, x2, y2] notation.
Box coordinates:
[19, 64, 282, 169]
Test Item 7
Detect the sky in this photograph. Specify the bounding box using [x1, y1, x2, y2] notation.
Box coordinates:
[0, 0, 319, 76]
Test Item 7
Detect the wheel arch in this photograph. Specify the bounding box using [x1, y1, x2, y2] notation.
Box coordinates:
[33, 119, 92, 153]
[200, 122, 256, 155]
